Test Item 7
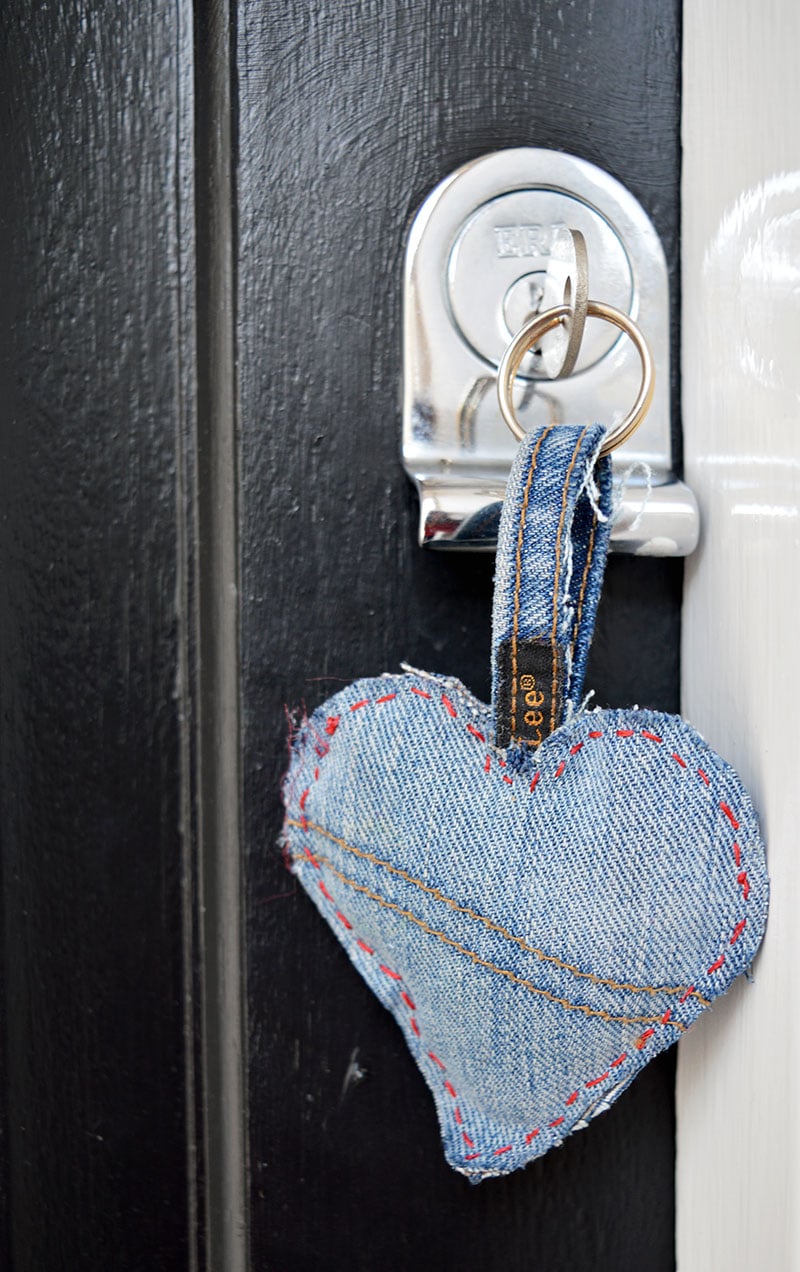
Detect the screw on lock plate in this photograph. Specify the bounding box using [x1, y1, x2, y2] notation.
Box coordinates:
[402, 148, 699, 555]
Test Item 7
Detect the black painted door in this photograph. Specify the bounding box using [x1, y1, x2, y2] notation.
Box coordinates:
[1, 3, 682, 1269]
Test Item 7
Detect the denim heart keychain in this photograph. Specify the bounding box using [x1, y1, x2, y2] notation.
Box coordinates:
[282, 303, 769, 1180]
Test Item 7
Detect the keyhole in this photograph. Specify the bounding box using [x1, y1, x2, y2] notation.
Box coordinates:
[527, 279, 545, 314]
[502, 270, 560, 366]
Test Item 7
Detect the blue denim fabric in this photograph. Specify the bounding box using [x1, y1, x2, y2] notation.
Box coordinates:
[492, 423, 613, 746]
[282, 425, 769, 1180]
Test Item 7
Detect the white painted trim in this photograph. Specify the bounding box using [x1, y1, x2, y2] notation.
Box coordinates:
[678, 5, 800, 1268]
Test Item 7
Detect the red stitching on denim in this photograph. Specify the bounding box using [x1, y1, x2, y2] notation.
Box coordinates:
[323, 690, 748, 824]
[308, 871, 474, 1149]
[299, 844, 692, 1017]
[586, 1072, 609, 1088]
[289, 681, 756, 1169]
[310, 690, 753, 976]
[306, 857, 670, 1167]
[331, 689, 501, 791]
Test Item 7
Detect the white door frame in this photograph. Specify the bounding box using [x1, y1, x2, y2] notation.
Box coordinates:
[678, 5, 800, 1267]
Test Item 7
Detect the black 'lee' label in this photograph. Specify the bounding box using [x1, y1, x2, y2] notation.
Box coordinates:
[495, 637, 563, 749]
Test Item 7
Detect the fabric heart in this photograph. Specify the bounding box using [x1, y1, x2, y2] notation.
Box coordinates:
[282, 424, 768, 1179]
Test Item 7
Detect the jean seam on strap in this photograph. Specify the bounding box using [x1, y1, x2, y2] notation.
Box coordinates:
[569, 510, 598, 684]
[550, 427, 591, 732]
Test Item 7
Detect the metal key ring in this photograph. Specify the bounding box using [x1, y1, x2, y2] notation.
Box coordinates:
[497, 301, 655, 457]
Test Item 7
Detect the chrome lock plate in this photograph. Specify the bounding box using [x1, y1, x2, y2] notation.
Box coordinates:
[401, 148, 699, 555]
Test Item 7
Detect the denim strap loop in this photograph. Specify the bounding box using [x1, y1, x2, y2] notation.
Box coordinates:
[491, 423, 612, 749]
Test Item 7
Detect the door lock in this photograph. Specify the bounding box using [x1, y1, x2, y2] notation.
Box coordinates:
[402, 149, 698, 555]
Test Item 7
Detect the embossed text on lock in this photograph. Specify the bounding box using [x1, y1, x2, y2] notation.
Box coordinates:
[494, 222, 567, 258]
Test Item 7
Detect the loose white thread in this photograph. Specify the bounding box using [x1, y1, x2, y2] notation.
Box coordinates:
[610, 460, 653, 533]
